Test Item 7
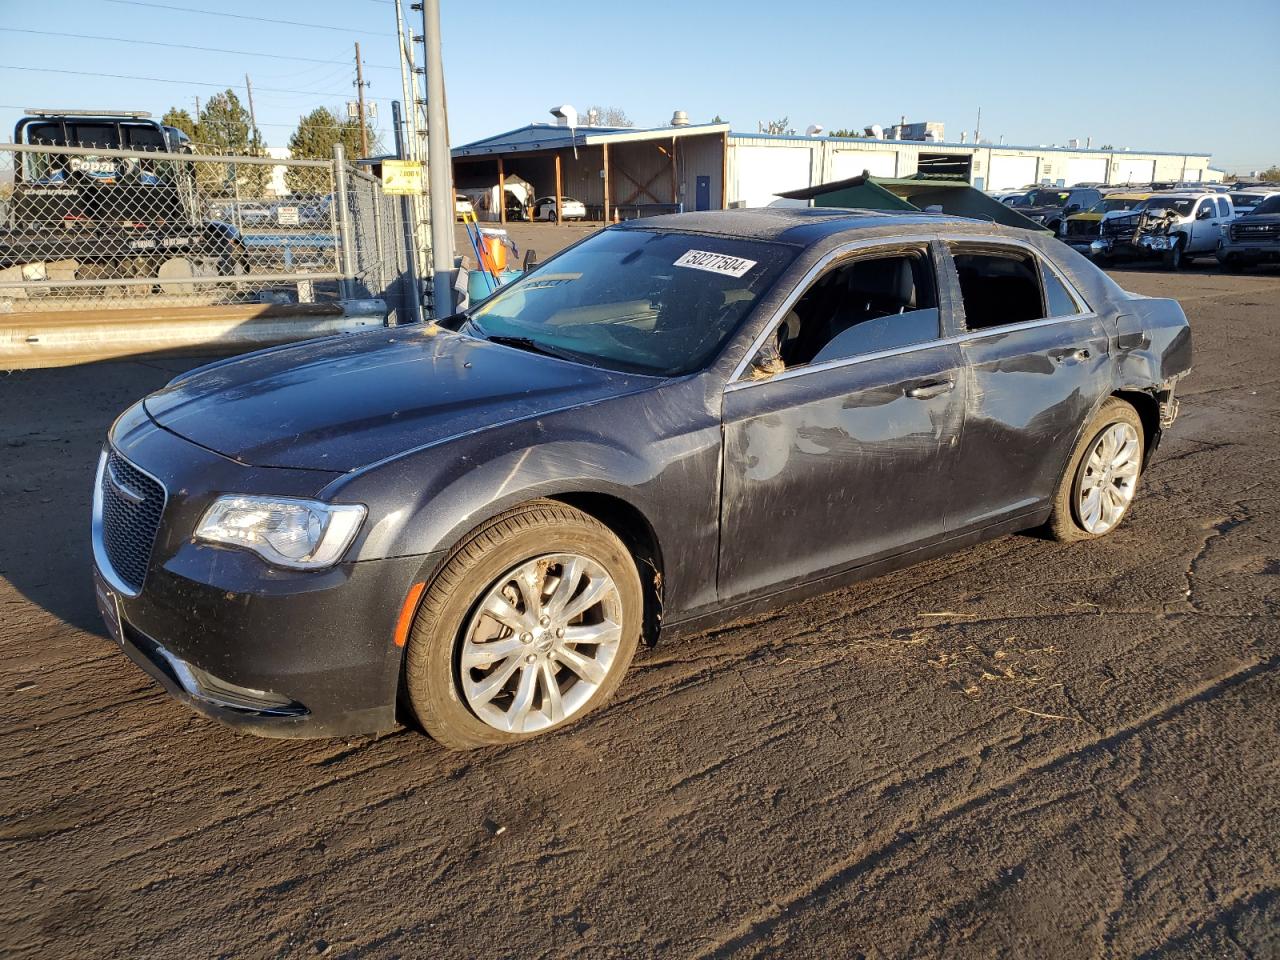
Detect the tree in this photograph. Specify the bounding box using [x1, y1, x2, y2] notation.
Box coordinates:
[196, 90, 254, 154]
[583, 105, 633, 127]
[711, 114, 726, 124]
[285, 107, 376, 192]
[161, 107, 196, 140]
[759, 116, 793, 135]
[1259, 165, 1280, 181]
[830, 128, 866, 138]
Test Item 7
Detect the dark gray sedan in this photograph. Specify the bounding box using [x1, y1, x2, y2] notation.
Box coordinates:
[92, 209, 1191, 749]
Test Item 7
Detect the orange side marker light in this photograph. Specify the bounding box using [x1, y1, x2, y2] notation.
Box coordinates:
[394, 582, 427, 647]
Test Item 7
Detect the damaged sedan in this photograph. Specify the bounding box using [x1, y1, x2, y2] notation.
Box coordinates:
[92, 208, 1191, 749]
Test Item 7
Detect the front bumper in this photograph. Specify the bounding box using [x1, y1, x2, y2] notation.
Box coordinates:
[93, 403, 440, 738]
[1090, 234, 1174, 259]
[1217, 240, 1280, 262]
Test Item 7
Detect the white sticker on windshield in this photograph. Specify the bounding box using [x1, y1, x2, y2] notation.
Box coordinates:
[674, 249, 757, 278]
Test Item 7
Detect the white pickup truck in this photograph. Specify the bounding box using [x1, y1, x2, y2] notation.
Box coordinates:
[1093, 192, 1234, 269]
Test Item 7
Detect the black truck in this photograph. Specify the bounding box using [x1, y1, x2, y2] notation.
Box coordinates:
[1, 110, 244, 285]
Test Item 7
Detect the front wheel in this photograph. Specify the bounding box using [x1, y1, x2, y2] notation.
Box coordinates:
[1162, 235, 1187, 270]
[404, 500, 643, 749]
[1048, 398, 1144, 542]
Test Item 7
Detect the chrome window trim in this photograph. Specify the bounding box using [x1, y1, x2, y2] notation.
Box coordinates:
[726, 233, 1097, 393]
[726, 234, 940, 385]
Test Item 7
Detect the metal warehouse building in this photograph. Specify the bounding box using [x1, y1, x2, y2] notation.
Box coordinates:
[452, 120, 1216, 221]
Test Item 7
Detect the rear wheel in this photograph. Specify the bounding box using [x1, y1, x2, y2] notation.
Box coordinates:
[1048, 398, 1144, 542]
[404, 500, 642, 749]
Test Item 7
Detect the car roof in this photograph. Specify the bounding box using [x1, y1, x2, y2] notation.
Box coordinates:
[613, 206, 1010, 246]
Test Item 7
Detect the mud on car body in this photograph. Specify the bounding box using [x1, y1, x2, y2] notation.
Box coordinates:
[92, 208, 1192, 749]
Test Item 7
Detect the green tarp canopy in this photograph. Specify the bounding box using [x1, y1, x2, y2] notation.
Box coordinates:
[777, 174, 1049, 233]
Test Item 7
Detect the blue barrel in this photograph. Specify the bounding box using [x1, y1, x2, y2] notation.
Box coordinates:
[467, 268, 522, 303]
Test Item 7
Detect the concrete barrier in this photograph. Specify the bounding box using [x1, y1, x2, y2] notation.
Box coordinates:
[0, 299, 386, 370]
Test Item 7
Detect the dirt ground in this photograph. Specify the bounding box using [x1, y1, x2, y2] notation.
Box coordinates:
[1, 245, 1277, 958]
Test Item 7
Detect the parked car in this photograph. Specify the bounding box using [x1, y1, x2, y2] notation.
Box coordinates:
[532, 196, 587, 222]
[1095, 192, 1234, 269]
[1217, 193, 1280, 271]
[454, 195, 476, 221]
[1060, 192, 1153, 253]
[1226, 190, 1279, 217]
[1019, 187, 1104, 234]
[92, 208, 1190, 748]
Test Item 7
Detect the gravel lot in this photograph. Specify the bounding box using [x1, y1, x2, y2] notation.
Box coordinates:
[2, 242, 1277, 957]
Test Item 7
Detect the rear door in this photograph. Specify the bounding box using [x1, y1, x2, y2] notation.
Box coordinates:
[940, 239, 1111, 531]
[717, 240, 966, 601]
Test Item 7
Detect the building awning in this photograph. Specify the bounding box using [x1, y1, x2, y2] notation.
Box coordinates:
[778, 174, 1049, 232]
[453, 122, 729, 159]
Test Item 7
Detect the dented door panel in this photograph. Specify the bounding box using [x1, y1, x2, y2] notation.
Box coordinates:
[952, 316, 1111, 529]
[718, 343, 965, 602]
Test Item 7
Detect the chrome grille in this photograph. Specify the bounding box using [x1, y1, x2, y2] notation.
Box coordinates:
[1230, 221, 1279, 242]
[100, 449, 165, 592]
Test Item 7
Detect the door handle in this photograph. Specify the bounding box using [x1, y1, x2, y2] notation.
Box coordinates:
[905, 378, 955, 400]
[1055, 347, 1092, 364]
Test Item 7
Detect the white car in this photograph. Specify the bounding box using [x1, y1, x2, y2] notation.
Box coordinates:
[455, 195, 476, 221]
[533, 196, 586, 222]
[1095, 192, 1235, 269]
[1227, 190, 1280, 217]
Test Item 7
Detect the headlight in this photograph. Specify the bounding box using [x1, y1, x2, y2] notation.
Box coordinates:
[1059, 220, 1069, 236]
[195, 496, 366, 569]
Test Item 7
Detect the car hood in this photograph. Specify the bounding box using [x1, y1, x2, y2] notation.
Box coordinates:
[1022, 205, 1065, 219]
[144, 326, 658, 471]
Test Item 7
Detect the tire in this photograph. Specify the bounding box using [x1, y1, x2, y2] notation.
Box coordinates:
[1162, 235, 1187, 270]
[1219, 256, 1247, 274]
[1048, 398, 1145, 543]
[404, 500, 643, 750]
[546, 208, 558, 223]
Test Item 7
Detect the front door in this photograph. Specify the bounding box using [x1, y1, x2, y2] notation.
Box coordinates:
[718, 243, 965, 601]
[695, 176, 711, 211]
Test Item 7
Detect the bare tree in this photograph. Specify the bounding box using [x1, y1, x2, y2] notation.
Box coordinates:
[583, 105, 633, 128]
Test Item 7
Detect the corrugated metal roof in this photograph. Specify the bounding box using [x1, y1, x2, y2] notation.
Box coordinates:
[730, 131, 1211, 160]
[453, 122, 730, 158]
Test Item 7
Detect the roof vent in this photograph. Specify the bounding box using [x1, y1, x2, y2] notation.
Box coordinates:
[671, 110, 690, 127]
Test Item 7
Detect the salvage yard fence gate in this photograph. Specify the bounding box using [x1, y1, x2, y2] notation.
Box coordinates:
[0, 141, 418, 324]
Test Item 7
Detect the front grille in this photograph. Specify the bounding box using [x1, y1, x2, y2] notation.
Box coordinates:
[1231, 221, 1280, 242]
[1103, 215, 1140, 238]
[1065, 219, 1099, 238]
[100, 449, 165, 592]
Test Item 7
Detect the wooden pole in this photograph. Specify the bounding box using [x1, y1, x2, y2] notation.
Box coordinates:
[354, 42, 369, 158]
[497, 157, 506, 224]
[670, 136, 678, 209]
[244, 74, 258, 145]
[721, 131, 729, 208]
[554, 152, 563, 223]
[603, 142, 611, 222]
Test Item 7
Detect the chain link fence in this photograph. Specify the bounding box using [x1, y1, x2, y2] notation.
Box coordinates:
[0, 142, 418, 323]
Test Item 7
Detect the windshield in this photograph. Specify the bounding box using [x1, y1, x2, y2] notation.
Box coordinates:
[1027, 190, 1071, 207]
[1137, 197, 1195, 216]
[1251, 195, 1280, 216]
[1093, 197, 1144, 213]
[1229, 193, 1261, 207]
[466, 228, 797, 376]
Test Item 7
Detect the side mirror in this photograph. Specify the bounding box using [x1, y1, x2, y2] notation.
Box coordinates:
[522, 249, 539, 272]
[1066, 203, 1081, 214]
[1197, 206, 1213, 220]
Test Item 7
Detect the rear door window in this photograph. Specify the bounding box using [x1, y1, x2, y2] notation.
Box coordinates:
[949, 247, 1084, 329]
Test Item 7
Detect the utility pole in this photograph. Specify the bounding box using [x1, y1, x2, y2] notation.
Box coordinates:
[422, 0, 455, 316]
[974, 106, 982, 144]
[354, 42, 369, 158]
[193, 95, 200, 118]
[244, 73, 258, 148]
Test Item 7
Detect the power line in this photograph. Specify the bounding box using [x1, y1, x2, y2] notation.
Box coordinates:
[0, 64, 397, 102]
[103, 0, 388, 36]
[0, 27, 398, 70]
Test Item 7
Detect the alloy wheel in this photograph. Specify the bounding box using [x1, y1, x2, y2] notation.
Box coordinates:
[1077, 422, 1141, 534]
[460, 554, 623, 733]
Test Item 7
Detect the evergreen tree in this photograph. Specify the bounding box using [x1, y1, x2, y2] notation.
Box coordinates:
[285, 107, 375, 192]
[161, 107, 196, 140]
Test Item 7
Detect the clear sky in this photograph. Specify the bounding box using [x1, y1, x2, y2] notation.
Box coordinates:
[1, 0, 1276, 172]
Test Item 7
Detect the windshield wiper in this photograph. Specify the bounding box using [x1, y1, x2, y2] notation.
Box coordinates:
[483, 334, 596, 365]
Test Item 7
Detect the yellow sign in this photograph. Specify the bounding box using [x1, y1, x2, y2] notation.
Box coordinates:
[381, 160, 424, 195]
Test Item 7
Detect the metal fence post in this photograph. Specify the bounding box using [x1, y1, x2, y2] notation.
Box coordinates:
[332, 143, 356, 301]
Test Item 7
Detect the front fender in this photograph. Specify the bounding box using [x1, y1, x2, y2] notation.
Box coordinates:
[321, 376, 725, 616]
